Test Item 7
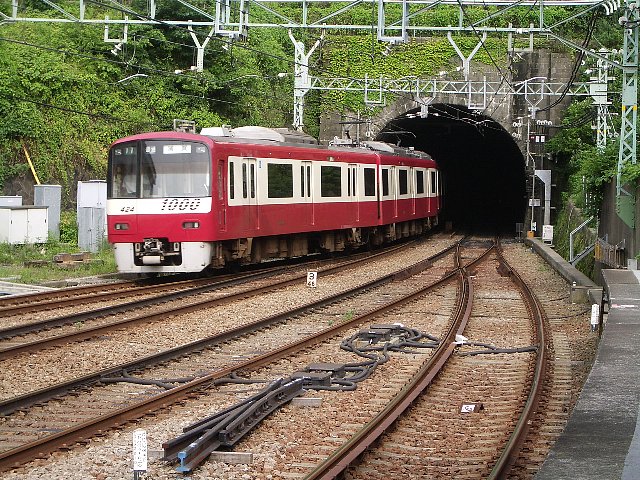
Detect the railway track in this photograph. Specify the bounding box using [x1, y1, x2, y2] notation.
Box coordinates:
[0, 239, 595, 479]
[0, 245, 397, 328]
[0, 241, 425, 352]
[0, 236, 462, 471]
[305, 240, 548, 479]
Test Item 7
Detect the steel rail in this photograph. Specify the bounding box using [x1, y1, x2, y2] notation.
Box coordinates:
[0, 270, 274, 341]
[0, 279, 135, 307]
[0, 276, 221, 318]
[0, 273, 201, 308]
[487, 241, 549, 479]
[0, 240, 469, 472]
[303, 243, 489, 480]
[0, 281, 135, 309]
[0, 239, 459, 414]
[0, 242, 406, 314]
[0, 240, 420, 344]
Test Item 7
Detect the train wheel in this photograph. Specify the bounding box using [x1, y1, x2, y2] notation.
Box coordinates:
[224, 260, 242, 273]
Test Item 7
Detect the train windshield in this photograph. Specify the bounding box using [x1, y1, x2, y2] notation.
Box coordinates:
[108, 140, 211, 199]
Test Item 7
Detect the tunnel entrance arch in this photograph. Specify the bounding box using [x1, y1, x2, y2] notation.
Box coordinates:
[376, 103, 527, 234]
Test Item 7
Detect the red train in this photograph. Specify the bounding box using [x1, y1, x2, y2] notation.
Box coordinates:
[106, 126, 441, 273]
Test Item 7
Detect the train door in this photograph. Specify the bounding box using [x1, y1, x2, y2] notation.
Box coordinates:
[430, 169, 438, 213]
[391, 166, 398, 218]
[218, 160, 227, 232]
[437, 170, 443, 211]
[410, 167, 416, 215]
[379, 165, 396, 223]
[347, 164, 359, 223]
[300, 161, 314, 227]
[241, 157, 259, 231]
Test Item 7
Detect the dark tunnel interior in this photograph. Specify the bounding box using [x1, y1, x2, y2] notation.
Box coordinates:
[376, 103, 528, 235]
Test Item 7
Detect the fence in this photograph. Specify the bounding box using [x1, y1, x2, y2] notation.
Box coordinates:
[595, 236, 627, 269]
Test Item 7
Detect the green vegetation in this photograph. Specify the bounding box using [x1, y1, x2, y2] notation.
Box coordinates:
[0, 239, 116, 285]
[0, 19, 292, 206]
[0, 3, 630, 284]
[551, 203, 596, 278]
[0, 211, 116, 284]
[343, 309, 356, 321]
[547, 100, 619, 219]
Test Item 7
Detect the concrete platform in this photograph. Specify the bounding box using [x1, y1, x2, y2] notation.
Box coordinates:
[525, 237, 602, 303]
[0, 280, 56, 297]
[528, 239, 640, 479]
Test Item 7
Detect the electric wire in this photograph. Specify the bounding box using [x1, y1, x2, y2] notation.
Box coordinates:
[2, 1, 598, 131]
[0, 91, 128, 121]
[539, 9, 599, 112]
[0, 36, 273, 120]
[455, 0, 517, 93]
[84, 0, 536, 116]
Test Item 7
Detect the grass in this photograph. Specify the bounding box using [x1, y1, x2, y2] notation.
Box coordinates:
[0, 240, 117, 285]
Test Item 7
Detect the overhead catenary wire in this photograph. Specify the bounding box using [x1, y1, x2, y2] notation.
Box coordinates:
[3, 0, 597, 131]
[539, 9, 600, 112]
[84, 0, 478, 113]
[0, 36, 271, 122]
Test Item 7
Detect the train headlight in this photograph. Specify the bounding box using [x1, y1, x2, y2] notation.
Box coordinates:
[114, 223, 129, 230]
[182, 221, 200, 229]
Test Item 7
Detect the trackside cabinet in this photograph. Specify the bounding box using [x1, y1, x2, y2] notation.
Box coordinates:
[0, 206, 48, 244]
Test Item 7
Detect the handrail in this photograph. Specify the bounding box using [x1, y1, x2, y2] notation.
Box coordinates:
[569, 217, 594, 263]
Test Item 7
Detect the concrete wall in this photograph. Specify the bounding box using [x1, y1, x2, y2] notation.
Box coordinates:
[318, 48, 574, 144]
[598, 180, 639, 266]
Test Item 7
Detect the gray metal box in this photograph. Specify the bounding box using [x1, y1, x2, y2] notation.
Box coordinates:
[0, 206, 48, 244]
[0, 196, 22, 207]
[78, 207, 106, 253]
[34, 185, 61, 240]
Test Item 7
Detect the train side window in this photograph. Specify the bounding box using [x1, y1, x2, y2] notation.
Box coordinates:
[242, 163, 248, 199]
[430, 171, 437, 195]
[320, 165, 341, 197]
[399, 169, 408, 195]
[268, 163, 293, 198]
[416, 170, 424, 195]
[300, 165, 304, 197]
[382, 169, 389, 196]
[363, 167, 375, 197]
[218, 162, 223, 200]
[250, 163, 256, 199]
[351, 167, 356, 196]
[229, 161, 235, 200]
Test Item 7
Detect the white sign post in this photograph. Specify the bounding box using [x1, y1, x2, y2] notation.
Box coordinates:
[590, 304, 600, 332]
[133, 429, 148, 479]
[306, 271, 318, 288]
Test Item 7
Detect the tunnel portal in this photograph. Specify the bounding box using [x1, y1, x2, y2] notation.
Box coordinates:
[376, 103, 527, 235]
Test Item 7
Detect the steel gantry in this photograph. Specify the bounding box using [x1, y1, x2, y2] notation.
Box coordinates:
[1, 0, 638, 225]
[616, 0, 639, 228]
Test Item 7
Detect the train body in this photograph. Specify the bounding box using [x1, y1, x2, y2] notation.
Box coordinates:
[106, 126, 441, 273]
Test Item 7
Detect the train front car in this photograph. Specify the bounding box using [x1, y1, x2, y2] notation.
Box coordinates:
[107, 132, 215, 273]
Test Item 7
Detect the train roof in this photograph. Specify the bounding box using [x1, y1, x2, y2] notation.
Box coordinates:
[200, 126, 318, 145]
[114, 126, 433, 162]
[200, 126, 432, 160]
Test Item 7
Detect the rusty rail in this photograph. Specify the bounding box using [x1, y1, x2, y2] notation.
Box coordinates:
[487, 241, 549, 479]
[303, 243, 483, 480]
[0, 239, 467, 472]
